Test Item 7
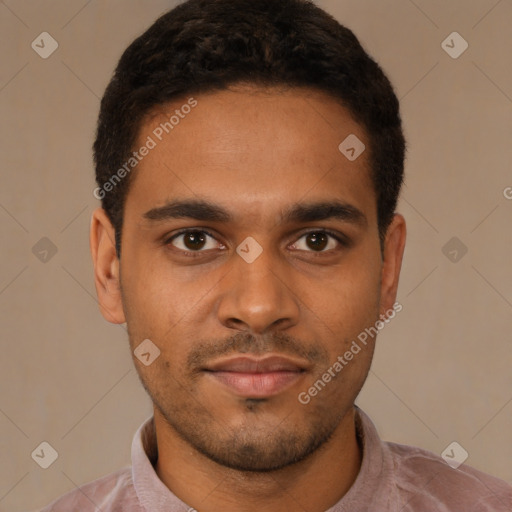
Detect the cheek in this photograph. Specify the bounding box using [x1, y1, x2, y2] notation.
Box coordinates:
[120, 259, 212, 369]
[121, 245, 183, 319]
[312, 253, 381, 335]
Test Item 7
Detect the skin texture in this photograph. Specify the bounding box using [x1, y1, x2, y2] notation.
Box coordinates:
[90, 85, 406, 512]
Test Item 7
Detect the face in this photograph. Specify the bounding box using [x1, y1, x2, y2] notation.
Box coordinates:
[91, 85, 405, 472]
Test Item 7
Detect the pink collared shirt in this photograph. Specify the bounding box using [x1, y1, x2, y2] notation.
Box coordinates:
[36, 407, 512, 511]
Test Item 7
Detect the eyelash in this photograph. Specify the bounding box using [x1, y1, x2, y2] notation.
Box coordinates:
[164, 228, 349, 257]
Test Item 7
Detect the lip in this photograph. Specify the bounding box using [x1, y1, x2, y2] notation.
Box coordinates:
[205, 355, 308, 373]
[203, 355, 308, 398]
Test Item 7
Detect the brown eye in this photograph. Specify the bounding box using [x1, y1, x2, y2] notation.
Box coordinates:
[291, 231, 344, 253]
[182, 231, 208, 250]
[167, 230, 220, 253]
[305, 232, 329, 251]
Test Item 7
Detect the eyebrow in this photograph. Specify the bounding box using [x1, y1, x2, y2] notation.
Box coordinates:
[142, 199, 367, 227]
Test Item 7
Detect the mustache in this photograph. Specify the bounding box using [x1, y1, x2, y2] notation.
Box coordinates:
[187, 331, 329, 371]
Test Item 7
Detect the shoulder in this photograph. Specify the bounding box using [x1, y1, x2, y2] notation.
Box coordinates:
[36, 466, 141, 512]
[385, 441, 512, 511]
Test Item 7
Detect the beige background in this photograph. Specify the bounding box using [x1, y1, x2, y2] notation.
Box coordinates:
[1, 0, 511, 510]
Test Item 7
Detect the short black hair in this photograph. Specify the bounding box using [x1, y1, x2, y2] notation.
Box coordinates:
[93, 0, 405, 257]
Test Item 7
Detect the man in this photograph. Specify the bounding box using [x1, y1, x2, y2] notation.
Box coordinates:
[38, 0, 512, 510]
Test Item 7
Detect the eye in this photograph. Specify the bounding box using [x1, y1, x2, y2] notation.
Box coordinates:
[166, 229, 223, 253]
[290, 230, 346, 253]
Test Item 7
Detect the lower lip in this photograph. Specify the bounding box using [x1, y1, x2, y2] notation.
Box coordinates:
[206, 371, 304, 398]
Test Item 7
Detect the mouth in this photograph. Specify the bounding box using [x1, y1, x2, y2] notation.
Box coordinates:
[203, 355, 308, 398]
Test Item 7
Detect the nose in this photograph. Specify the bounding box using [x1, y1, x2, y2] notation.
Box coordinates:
[217, 244, 300, 334]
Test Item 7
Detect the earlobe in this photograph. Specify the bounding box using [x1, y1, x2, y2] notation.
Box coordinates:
[379, 213, 406, 317]
[90, 208, 126, 324]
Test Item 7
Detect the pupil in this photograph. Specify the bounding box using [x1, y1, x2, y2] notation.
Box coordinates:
[185, 232, 206, 250]
[307, 232, 327, 251]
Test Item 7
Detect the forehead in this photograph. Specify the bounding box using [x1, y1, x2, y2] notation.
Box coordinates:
[124, 86, 376, 227]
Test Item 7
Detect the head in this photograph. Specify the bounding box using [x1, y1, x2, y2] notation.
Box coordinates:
[91, 0, 406, 472]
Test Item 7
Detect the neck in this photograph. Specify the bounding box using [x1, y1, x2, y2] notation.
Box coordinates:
[153, 407, 362, 512]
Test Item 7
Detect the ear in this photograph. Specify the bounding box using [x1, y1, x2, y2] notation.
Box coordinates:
[379, 213, 406, 317]
[89, 208, 126, 324]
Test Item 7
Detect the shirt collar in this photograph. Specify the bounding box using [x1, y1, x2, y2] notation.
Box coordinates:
[131, 415, 190, 511]
[325, 405, 390, 511]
